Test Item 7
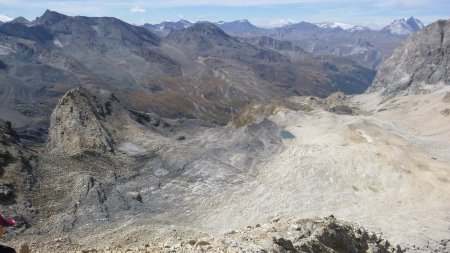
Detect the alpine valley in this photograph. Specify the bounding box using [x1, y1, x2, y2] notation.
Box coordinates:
[0, 9, 449, 253]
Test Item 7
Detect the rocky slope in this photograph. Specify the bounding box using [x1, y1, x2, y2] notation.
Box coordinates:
[370, 19, 450, 95]
[47, 88, 118, 156]
[0, 10, 376, 134]
[239, 36, 376, 94]
[0, 119, 37, 238]
[135, 17, 427, 70]
[213, 19, 409, 70]
[18, 87, 281, 249]
[64, 217, 403, 253]
[229, 92, 360, 128]
[300, 38, 384, 70]
[0, 12, 448, 253]
[0, 84, 448, 253]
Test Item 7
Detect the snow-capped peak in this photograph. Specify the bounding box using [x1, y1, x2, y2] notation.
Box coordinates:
[0, 14, 13, 23]
[381, 16, 424, 35]
[315, 22, 370, 31]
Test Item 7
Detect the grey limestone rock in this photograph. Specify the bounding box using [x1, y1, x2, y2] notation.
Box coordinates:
[370, 19, 450, 96]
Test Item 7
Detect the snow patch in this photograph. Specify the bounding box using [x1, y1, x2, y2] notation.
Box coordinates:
[315, 22, 370, 31]
[0, 44, 16, 55]
[53, 39, 63, 48]
[118, 142, 146, 155]
[155, 168, 169, 177]
[356, 130, 373, 143]
[399, 75, 411, 85]
[0, 14, 13, 23]
[91, 25, 99, 32]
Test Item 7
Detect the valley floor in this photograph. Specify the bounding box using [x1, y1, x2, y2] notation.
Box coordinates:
[5, 92, 450, 253]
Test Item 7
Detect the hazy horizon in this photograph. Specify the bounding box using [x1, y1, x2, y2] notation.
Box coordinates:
[0, 0, 449, 29]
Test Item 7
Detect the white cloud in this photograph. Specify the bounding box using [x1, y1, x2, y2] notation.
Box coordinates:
[267, 19, 295, 27]
[0, 14, 13, 22]
[130, 6, 146, 13]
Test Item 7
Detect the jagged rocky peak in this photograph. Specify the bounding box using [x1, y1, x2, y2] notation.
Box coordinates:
[35, 9, 68, 25]
[369, 19, 450, 95]
[46, 87, 171, 156]
[165, 21, 236, 47]
[46, 87, 120, 156]
[406, 16, 425, 30]
[381, 16, 424, 35]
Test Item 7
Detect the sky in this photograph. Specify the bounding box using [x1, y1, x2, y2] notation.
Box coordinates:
[0, 0, 449, 28]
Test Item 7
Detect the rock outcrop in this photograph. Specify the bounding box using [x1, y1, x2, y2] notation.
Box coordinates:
[166, 216, 403, 253]
[46, 87, 172, 156]
[73, 216, 403, 253]
[230, 92, 360, 128]
[0, 119, 36, 234]
[46, 88, 118, 156]
[370, 19, 450, 95]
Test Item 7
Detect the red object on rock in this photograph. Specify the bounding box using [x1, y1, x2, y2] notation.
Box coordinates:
[0, 214, 15, 227]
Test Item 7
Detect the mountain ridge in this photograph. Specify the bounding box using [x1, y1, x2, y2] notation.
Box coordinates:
[370, 19, 450, 95]
[0, 10, 377, 136]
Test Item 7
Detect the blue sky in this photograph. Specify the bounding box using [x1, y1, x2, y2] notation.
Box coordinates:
[0, 0, 449, 28]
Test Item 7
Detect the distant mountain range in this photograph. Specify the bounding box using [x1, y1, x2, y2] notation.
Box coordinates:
[142, 16, 424, 37]
[0, 14, 426, 37]
[314, 22, 372, 32]
[0, 10, 376, 141]
[0, 11, 427, 137]
[141, 17, 424, 70]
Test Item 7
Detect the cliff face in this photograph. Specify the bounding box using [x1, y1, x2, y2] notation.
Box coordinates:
[369, 19, 450, 95]
[46, 88, 118, 156]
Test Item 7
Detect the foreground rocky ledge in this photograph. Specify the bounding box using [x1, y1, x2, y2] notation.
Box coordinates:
[59, 216, 402, 253]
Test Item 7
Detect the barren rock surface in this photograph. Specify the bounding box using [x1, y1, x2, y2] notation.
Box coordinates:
[1, 19, 450, 253]
[370, 19, 450, 95]
[1, 88, 447, 253]
[65, 217, 404, 253]
[0, 119, 37, 239]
